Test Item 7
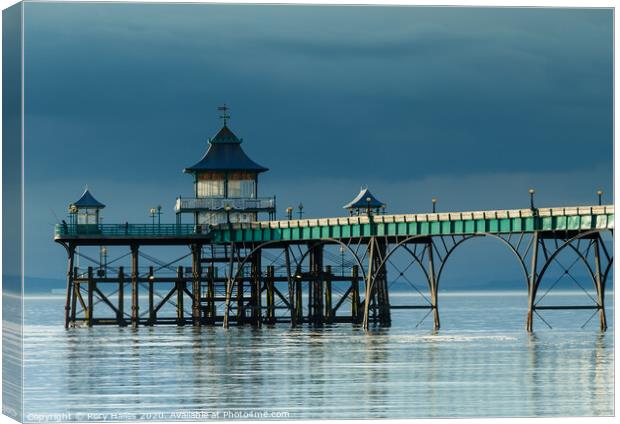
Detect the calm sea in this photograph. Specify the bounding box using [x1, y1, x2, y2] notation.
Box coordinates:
[14, 291, 615, 421]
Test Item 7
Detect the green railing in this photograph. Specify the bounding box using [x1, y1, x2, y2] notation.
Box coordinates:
[55, 223, 208, 239]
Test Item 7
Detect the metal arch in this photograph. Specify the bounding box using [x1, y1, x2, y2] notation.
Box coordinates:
[602, 257, 614, 289]
[435, 233, 530, 290]
[397, 244, 432, 289]
[267, 238, 369, 282]
[561, 242, 598, 291]
[533, 230, 606, 290]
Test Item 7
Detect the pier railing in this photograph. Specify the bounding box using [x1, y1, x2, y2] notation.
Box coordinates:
[174, 196, 276, 212]
[54, 223, 205, 239]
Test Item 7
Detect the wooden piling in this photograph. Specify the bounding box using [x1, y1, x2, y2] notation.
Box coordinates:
[64, 245, 75, 329]
[176, 266, 185, 326]
[251, 253, 262, 327]
[118, 267, 126, 326]
[325, 265, 333, 324]
[427, 242, 440, 330]
[71, 266, 78, 325]
[130, 244, 139, 328]
[148, 266, 155, 325]
[87, 266, 94, 327]
[191, 244, 202, 326]
[351, 266, 360, 323]
[526, 232, 540, 332]
[266, 265, 275, 325]
[593, 235, 607, 331]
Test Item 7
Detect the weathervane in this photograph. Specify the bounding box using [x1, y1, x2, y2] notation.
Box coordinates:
[218, 104, 230, 125]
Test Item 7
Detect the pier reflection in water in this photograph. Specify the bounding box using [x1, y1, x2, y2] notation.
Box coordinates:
[22, 291, 613, 420]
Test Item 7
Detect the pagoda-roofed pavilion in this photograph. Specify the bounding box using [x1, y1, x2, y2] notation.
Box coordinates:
[69, 187, 105, 225]
[175, 106, 275, 227]
[343, 187, 386, 216]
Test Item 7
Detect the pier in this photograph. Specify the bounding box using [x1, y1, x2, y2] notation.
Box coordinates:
[53, 107, 614, 332]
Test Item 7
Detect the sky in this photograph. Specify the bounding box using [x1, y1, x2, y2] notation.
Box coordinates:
[22, 3, 613, 286]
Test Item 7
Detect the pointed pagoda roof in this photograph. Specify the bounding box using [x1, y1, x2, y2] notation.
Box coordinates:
[343, 187, 385, 209]
[183, 124, 269, 173]
[72, 188, 105, 208]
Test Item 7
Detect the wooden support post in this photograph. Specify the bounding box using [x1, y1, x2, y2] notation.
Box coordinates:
[207, 266, 215, 325]
[284, 248, 297, 327]
[148, 266, 155, 325]
[526, 232, 540, 332]
[71, 266, 78, 325]
[266, 265, 275, 325]
[593, 236, 607, 331]
[87, 266, 94, 327]
[192, 244, 202, 326]
[251, 253, 262, 327]
[375, 241, 391, 326]
[363, 238, 376, 330]
[351, 266, 360, 323]
[64, 245, 75, 329]
[309, 244, 324, 327]
[176, 266, 185, 326]
[131, 244, 139, 328]
[118, 267, 126, 326]
[237, 274, 245, 325]
[223, 242, 235, 329]
[295, 266, 303, 324]
[325, 265, 333, 324]
[427, 241, 440, 330]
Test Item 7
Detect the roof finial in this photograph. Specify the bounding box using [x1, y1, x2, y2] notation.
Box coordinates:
[218, 103, 230, 126]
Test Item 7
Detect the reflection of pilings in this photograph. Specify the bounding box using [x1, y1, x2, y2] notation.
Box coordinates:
[592, 236, 608, 331]
[64, 244, 76, 329]
[130, 244, 139, 328]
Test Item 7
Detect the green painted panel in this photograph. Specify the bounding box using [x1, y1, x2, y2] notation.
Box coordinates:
[251, 228, 261, 241]
[332, 226, 341, 239]
[464, 220, 475, 234]
[272, 229, 282, 241]
[441, 221, 451, 234]
[398, 222, 407, 235]
[234, 229, 243, 241]
[420, 222, 430, 235]
[376, 224, 386, 236]
[362, 224, 372, 237]
[454, 220, 464, 233]
[430, 222, 440, 235]
[282, 228, 291, 240]
[499, 219, 511, 233]
[387, 223, 396, 236]
[608, 214, 614, 229]
[408, 222, 418, 235]
[222, 230, 231, 242]
[567, 216, 579, 230]
[342, 225, 351, 238]
[596, 215, 608, 229]
[488, 219, 499, 233]
[580, 215, 592, 230]
[320, 226, 330, 238]
[352, 225, 360, 237]
[555, 216, 567, 230]
[541, 217, 552, 231]
[263, 228, 272, 241]
[475, 220, 486, 233]
[292, 228, 301, 240]
[524, 217, 535, 231]
[301, 227, 311, 239]
[511, 218, 522, 232]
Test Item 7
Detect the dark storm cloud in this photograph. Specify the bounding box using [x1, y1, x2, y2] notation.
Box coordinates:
[22, 3, 612, 278]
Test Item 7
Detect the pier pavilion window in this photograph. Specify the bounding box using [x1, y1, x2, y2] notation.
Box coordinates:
[227, 171, 256, 198]
[77, 208, 99, 225]
[196, 172, 224, 198]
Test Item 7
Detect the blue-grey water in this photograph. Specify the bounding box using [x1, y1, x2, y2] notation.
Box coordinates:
[15, 291, 614, 421]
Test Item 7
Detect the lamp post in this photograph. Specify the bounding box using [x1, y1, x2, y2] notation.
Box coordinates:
[99, 246, 108, 277]
[298, 203, 304, 220]
[149, 207, 157, 225]
[286, 207, 293, 220]
[366, 196, 372, 216]
[597, 190, 603, 206]
[529, 188, 536, 210]
[431, 197, 437, 213]
[224, 204, 233, 225]
[156, 205, 162, 225]
[339, 245, 345, 277]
